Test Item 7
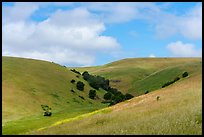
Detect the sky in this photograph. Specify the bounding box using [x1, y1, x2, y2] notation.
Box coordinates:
[2, 2, 202, 67]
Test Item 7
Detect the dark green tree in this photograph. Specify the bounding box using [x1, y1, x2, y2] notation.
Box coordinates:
[76, 81, 85, 91]
[125, 93, 134, 100]
[104, 92, 112, 100]
[70, 79, 75, 83]
[182, 72, 188, 78]
[89, 90, 96, 99]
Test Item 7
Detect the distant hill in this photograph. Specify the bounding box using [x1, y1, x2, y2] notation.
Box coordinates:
[75, 58, 202, 96]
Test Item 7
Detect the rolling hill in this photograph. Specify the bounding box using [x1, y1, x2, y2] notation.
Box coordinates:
[2, 56, 108, 134]
[2, 56, 202, 135]
[75, 58, 202, 96]
[30, 61, 202, 134]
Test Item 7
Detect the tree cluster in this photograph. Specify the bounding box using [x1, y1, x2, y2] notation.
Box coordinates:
[82, 71, 109, 90]
[82, 71, 134, 106]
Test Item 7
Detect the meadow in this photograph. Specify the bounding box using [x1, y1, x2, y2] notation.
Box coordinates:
[2, 56, 202, 135]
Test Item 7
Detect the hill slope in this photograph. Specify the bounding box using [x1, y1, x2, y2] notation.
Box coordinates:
[32, 64, 202, 134]
[3, 57, 202, 135]
[75, 58, 201, 96]
[2, 56, 108, 134]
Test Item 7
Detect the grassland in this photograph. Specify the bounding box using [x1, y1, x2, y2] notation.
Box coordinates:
[2, 56, 108, 135]
[75, 58, 201, 96]
[31, 65, 202, 135]
[2, 57, 202, 135]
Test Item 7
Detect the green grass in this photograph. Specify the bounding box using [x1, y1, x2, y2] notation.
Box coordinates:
[3, 57, 202, 135]
[2, 56, 108, 134]
[2, 104, 105, 135]
[31, 69, 202, 135]
[75, 58, 201, 95]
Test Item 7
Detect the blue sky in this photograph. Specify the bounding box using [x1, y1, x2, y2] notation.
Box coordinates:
[2, 2, 202, 67]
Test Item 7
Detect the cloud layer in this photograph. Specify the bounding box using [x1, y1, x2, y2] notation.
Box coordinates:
[2, 2, 202, 66]
[2, 3, 120, 66]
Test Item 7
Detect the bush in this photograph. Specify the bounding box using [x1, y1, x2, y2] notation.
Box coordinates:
[70, 69, 81, 75]
[78, 95, 85, 100]
[70, 79, 75, 83]
[162, 81, 174, 88]
[107, 87, 118, 95]
[182, 72, 188, 78]
[89, 90, 96, 99]
[125, 93, 134, 100]
[114, 95, 124, 103]
[104, 92, 112, 100]
[41, 105, 52, 116]
[173, 77, 180, 82]
[76, 81, 85, 91]
[70, 89, 75, 93]
[145, 90, 149, 94]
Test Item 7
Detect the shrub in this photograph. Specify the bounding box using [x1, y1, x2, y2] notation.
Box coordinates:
[182, 71, 188, 78]
[173, 77, 180, 82]
[156, 96, 160, 101]
[104, 92, 112, 100]
[70, 69, 81, 75]
[114, 95, 124, 103]
[70, 79, 75, 83]
[70, 89, 75, 93]
[162, 81, 174, 88]
[76, 81, 85, 91]
[78, 95, 85, 100]
[107, 87, 118, 95]
[145, 90, 149, 94]
[125, 93, 134, 100]
[89, 90, 96, 99]
[41, 105, 52, 116]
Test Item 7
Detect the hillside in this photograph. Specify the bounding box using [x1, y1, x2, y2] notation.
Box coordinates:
[2, 56, 108, 134]
[31, 63, 202, 135]
[2, 57, 202, 135]
[75, 58, 202, 96]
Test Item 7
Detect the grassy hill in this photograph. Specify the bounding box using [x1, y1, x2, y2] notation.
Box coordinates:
[75, 58, 201, 96]
[31, 63, 202, 134]
[2, 56, 108, 134]
[2, 57, 202, 135]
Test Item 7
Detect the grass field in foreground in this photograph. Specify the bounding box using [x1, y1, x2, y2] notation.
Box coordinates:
[31, 68, 202, 135]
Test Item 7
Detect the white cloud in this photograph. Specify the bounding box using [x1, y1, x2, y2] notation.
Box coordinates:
[84, 2, 202, 39]
[166, 41, 202, 57]
[178, 4, 202, 39]
[84, 2, 160, 23]
[2, 2, 39, 24]
[149, 54, 156, 58]
[153, 4, 202, 40]
[2, 6, 120, 66]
